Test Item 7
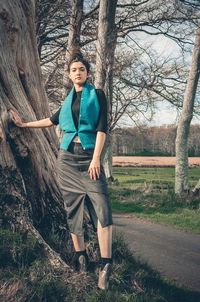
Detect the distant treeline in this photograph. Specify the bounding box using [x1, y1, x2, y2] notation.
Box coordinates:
[112, 124, 200, 156]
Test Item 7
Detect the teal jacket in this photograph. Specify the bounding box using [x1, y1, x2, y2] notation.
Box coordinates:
[59, 82, 100, 150]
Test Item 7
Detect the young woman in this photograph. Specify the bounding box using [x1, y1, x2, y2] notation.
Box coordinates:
[11, 53, 113, 290]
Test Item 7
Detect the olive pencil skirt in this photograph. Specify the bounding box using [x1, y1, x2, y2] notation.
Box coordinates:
[57, 142, 113, 236]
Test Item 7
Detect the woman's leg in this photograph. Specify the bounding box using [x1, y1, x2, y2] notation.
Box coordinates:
[97, 221, 113, 289]
[71, 233, 87, 272]
[97, 221, 112, 258]
[71, 233, 85, 251]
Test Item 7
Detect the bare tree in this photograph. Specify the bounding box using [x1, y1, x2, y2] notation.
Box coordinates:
[36, 0, 199, 67]
[63, 0, 84, 89]
[179, 0, 200, 8]
[38, 0, 199, 111]
[116, 0, 199, 47]
[0, 0, 69, 268]
[40, 1, 98, 108]
[111, 50, 187, 129]
[175, 23, 200, 194]
[94, 0, 118, 179]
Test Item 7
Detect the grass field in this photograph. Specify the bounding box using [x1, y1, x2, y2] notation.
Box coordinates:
[1, 229, 200, 302]
[1, 167, 200, 301]
[1, 168, 200, 301]
[110, 167, 200, 233]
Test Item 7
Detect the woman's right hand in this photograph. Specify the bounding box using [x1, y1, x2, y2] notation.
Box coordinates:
[10, 110, 24, 127]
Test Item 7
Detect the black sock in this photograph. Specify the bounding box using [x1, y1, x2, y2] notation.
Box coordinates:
[99, 257, 112, 268]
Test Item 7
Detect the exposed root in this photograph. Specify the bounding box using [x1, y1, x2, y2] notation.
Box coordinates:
[20, 217, 70, 270]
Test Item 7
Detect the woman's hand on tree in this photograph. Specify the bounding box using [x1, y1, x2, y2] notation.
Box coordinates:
[88, 157, 100, 180]
[10, 110, 24, 127]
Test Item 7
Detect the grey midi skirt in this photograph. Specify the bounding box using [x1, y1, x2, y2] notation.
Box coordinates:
[57, 142, 113, 236]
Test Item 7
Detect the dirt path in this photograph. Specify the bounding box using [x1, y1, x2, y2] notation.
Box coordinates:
[113, 213, 200, 292]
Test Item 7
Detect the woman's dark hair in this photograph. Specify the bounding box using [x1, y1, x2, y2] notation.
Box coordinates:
[67, 52, 90, 73]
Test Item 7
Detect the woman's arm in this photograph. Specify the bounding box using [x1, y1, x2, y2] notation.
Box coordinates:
[93, 131, 106, 160]
[10, 110, 53, 128]
[88, 131, 106, 180]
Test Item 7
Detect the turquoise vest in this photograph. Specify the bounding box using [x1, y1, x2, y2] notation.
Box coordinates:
[59, 82, 100, 150]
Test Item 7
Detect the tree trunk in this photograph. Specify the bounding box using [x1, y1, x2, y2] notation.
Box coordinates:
[175, 23, 200, 194]
[94, 0, 118, 179]
[0, 0, 69, 267]
[63, 0, 84, 91]
[102, 133, 113, 181]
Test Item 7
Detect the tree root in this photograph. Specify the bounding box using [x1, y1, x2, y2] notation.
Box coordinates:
[20, 217, 71, 271]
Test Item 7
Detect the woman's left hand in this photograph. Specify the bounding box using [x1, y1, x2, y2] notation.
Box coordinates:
[88, 157, 100, 180]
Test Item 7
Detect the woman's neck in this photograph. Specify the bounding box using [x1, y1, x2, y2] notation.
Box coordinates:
[74, 83, 84, 92]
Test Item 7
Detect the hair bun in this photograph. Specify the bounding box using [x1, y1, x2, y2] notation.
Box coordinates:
[67, 51, 90, 73]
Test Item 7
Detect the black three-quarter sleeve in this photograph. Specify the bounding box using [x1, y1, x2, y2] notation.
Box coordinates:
[96, 89, 108, 133]
[49, 108, 61, 125]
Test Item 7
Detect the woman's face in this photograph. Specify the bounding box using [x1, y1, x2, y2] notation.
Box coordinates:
[69, 61, 88, 86]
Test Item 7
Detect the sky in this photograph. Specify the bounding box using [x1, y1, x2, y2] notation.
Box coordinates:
[148, 101, 200, 126]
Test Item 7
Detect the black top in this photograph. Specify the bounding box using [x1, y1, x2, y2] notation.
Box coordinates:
[50, 89, 108, 133]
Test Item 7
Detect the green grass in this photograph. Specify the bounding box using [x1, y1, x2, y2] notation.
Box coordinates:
[1, 229, 200, 302]
[110, 167, 200, 233]
[0, 169, 199, 301]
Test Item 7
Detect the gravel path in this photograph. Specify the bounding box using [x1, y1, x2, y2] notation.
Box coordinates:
[113, 213, 200, 292]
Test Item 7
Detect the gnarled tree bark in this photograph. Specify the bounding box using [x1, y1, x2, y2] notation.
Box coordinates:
[0, 0, 69, 267]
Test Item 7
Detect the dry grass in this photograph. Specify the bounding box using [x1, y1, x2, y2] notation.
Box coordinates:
[0, 279, 29, 302]
[113, 156, 200, 167]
